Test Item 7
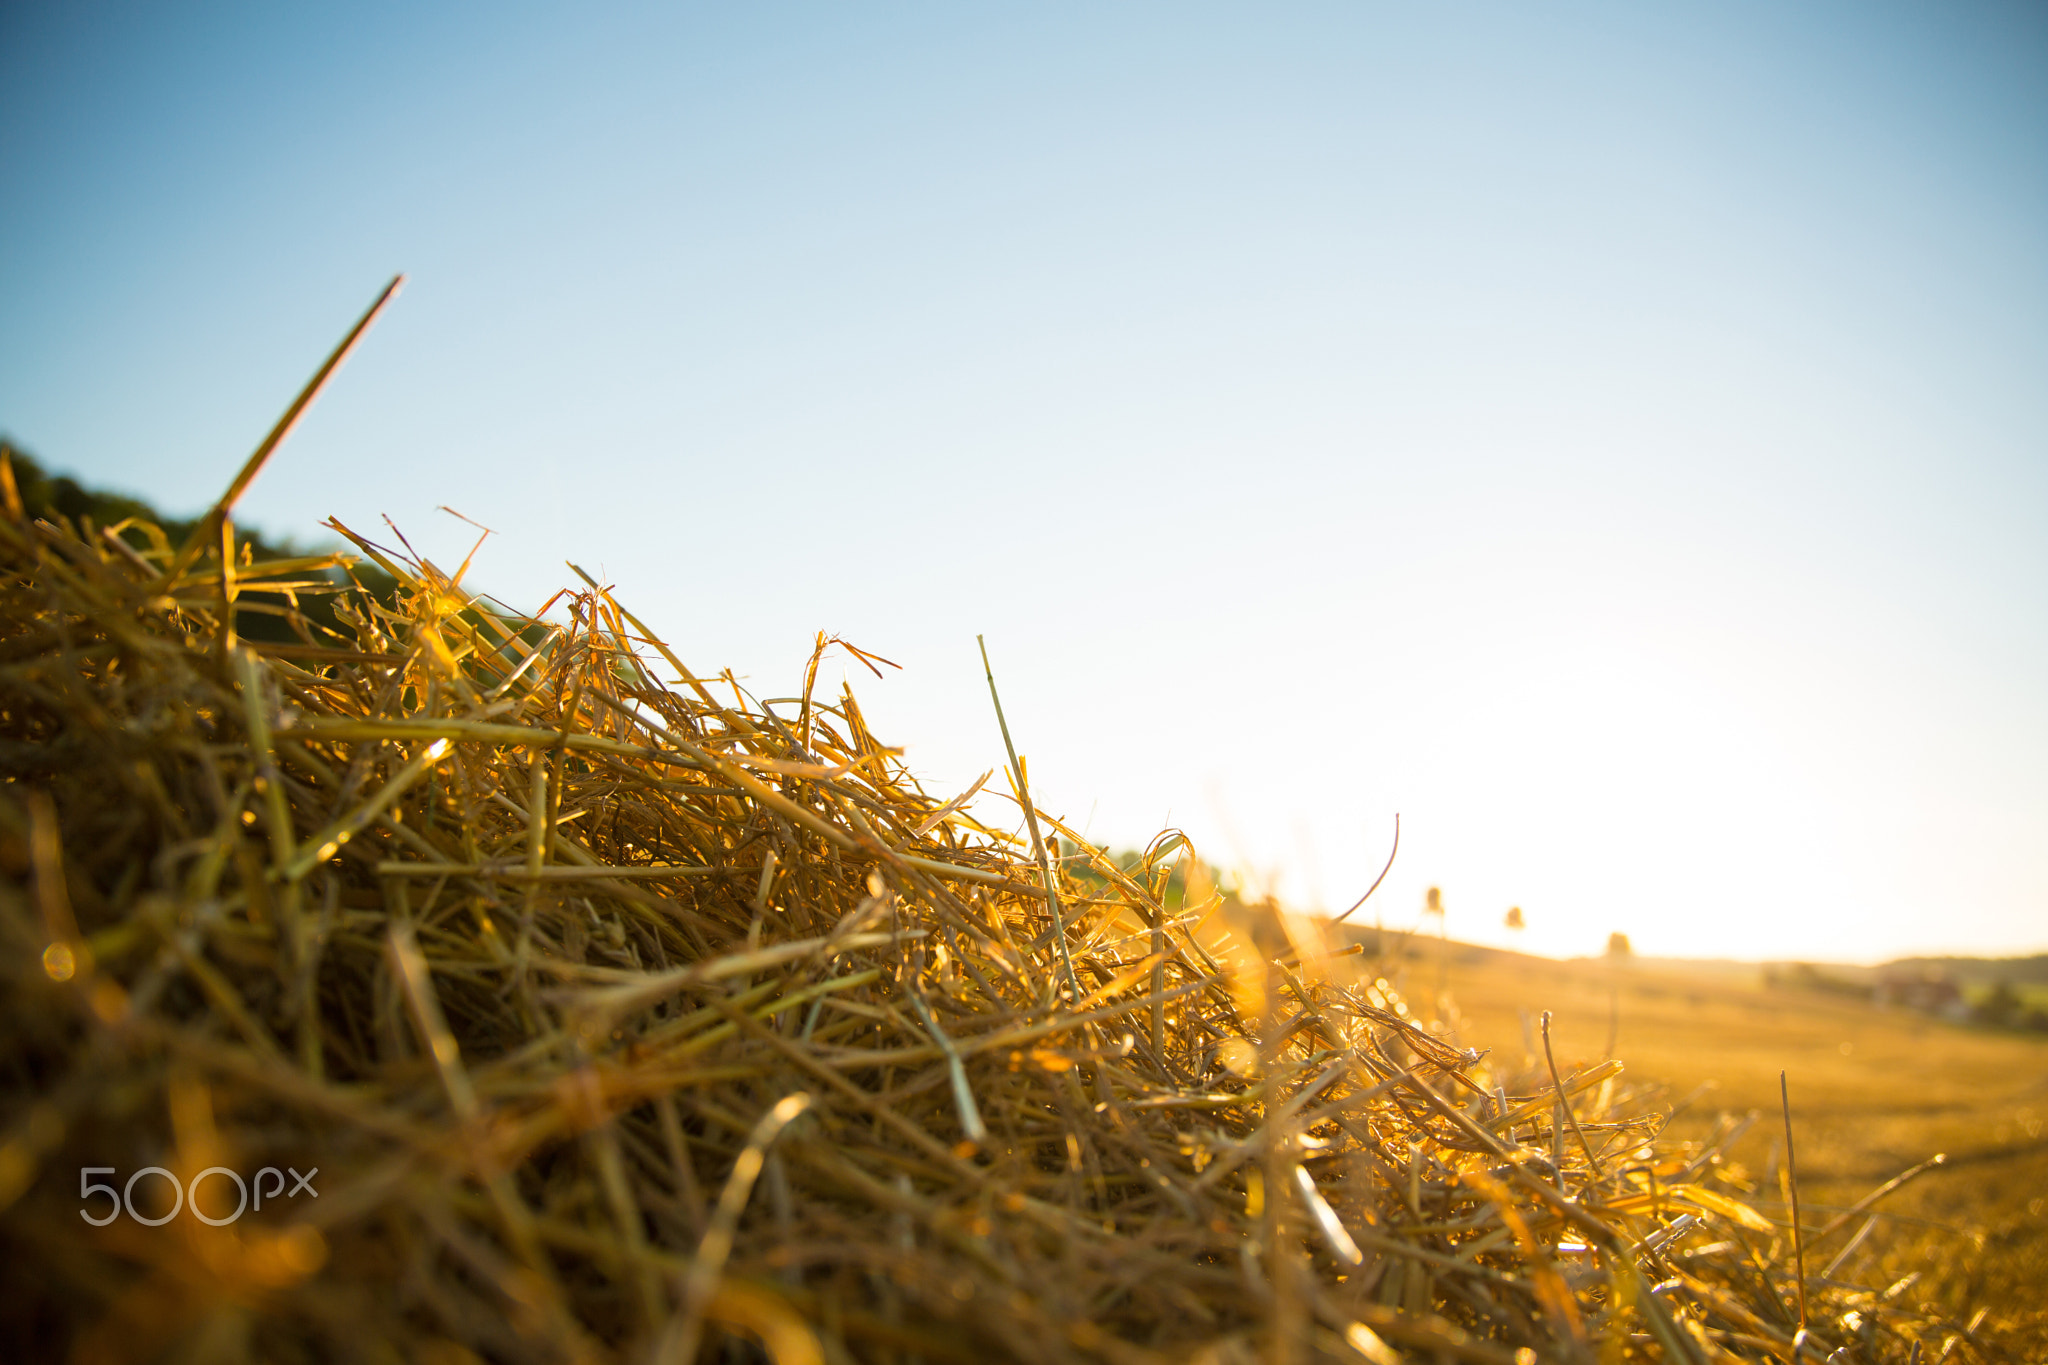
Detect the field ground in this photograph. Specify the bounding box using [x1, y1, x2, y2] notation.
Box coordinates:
[1374, 937, 2048, 1357]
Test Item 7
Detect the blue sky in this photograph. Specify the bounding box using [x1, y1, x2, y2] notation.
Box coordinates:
[4, 2, 2044, 960]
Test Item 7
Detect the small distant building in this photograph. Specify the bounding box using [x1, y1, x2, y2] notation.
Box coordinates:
[1873, 969, 1965, 1020]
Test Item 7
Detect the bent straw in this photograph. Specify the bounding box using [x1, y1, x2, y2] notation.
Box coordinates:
[661, 1092, 816, 1365]
[1541, 1011, 1604, 1178]
[1330, 813, 1400, 925]
[909, 991, 988, 1150]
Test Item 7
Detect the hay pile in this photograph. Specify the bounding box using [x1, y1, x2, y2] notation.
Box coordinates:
[0, 467, 1961, 1360]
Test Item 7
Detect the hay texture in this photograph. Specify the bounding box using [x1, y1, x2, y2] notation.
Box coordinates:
[0, 462, 1960, 1361]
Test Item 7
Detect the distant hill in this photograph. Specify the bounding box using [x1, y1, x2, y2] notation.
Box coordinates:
[0, 435, 397, 643]
[0, 438, 290, 558]
[1584, 953, 2048, 988]
[1881, 954, 2048, 987]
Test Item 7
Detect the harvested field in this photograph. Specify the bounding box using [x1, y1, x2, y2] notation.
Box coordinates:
[1423, 942, 2048, 1360]
[0, 335, 2002, 1362]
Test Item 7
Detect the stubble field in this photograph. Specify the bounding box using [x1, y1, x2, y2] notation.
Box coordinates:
[1397, 938, 2048, 1358]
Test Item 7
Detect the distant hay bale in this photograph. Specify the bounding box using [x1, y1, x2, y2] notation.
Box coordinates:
[0, 452, 1960, 1362]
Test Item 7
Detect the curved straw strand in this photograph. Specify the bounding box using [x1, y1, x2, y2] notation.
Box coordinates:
[1331, 813, 1401, 925]
[1541, 1011, 1604, 1179]
[660, 1092, 814, 1364]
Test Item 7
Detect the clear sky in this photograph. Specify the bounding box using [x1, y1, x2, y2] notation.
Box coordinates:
[4, 2, 2044, 962]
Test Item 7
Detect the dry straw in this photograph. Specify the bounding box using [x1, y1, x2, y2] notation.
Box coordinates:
[0, 291, 1961, 1363]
